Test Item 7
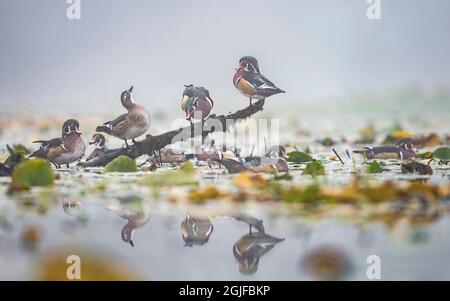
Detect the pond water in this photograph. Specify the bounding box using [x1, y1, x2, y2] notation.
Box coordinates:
[0, 110, 449, 281]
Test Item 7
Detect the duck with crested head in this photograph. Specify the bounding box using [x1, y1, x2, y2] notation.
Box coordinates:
[29, 119, 85, 168]
[233, 56, 285, 106]
[96, 86, 151, 147]
[86, 133, 107, 161]
[181, 84, 214, 139]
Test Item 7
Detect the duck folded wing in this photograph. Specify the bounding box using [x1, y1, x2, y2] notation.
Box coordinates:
[96, 113, 128, 133]
[242, 72, 285, 97]
[30, 138, 65, 158]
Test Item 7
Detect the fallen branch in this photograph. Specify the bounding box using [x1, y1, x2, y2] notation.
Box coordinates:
[83, 99, 265, 167]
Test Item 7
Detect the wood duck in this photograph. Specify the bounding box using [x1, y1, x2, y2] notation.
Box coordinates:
[180, 214, 214, 247]
[86, 133, 107, 161]
[233, 56, 285, 106]
[353, 138, 417, 160]
[181, 84, 214, 138]
[29, 119, 86, 168]
[233, 231, 284, 275]
[96, 86, 151, 147]
[106, 196, 151, 247]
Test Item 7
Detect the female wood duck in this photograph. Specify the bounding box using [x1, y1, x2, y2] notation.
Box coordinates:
[181, 84, 214, 137]
[86, 133, 107, 161]
[106, 196, 151, 247]
[233, 56, 285, 106]
[96, 86, 151, 147]
[353, 138, 417, 160]
[180, 214, 214, 247]
[29, 119, 86, 168]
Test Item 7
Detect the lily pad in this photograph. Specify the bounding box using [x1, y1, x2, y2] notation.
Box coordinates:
[367, 160, 383, 174]
[287, 151, 313, 163]
[11, 159, 54, 189]
[139, 162, 197, 186]
[432, 147, 450, 160]
[104, 155, 137, 173]
[417, 152, 433, 160]
[302, 161, 325, 177]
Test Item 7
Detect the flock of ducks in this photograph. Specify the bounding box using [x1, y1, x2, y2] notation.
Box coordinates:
[29, 56, 285, 167]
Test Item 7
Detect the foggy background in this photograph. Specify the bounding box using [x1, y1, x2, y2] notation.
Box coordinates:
[0, 0, 449, 119]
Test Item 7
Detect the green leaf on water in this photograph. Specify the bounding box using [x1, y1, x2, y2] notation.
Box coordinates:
[432, 147, 450, 160]
[302, 161, 325, 177]
[139, 163, 198, 186]
[104, 155, 137, 173]
[11, 144, 30, 155]
[179, 161, 195, 173]
[287, 151, 313, 163]
[11, 159, 54, 189]
[367, 160, 383, 174]
[417, 152, 433, 160]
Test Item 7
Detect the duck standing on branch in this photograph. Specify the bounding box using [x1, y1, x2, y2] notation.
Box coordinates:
[181, 84, 214, 138]
[29, 119, 86, 168]
[233, 56, 285, 106]
[96, 86, 151, 148]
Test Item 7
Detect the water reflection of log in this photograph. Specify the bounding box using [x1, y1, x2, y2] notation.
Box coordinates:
[106, 197, 151, 247]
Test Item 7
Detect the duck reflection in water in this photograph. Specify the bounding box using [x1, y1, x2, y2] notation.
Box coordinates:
[107, 196, 151, 247]
[181, 214, 214, 247]
[231, 213, 284, 275]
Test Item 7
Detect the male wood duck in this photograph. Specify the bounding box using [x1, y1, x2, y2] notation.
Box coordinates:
[86, 133, 107, 161]
[29, 119, 86, 168]
[233, 231, 284, 275]
[181, 84, 214, 138]
[96, 86, 151, 147]
[233, 56, 285, 106]
[180, 214, 214, 247]
[353, 138, 417, 160]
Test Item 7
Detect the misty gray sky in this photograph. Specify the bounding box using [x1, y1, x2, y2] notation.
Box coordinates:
[1, 0, 450, 116]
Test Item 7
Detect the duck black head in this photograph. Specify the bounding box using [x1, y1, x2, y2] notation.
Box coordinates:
[239, 56, 260, 73]
[397, 138, 417, 151]
[120, 85, 135, 110]
[62, 119, 81, 136]
[89, 133, 106, 149]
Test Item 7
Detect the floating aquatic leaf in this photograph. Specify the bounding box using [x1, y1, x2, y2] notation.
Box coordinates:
[417, 152, 433, 160]
[367, 160, 383, 174]
[383, 130, 412, 144]
[179, 161, 195, 173]
[287, 151, 313, 163]
[188, 186, 228, 202]
[11, 144, 30, 155]
[302, 161, 325, 177]
[11, 159, 54, 189]
[281, 184, 321, 203]
[232, 172, 267, 190]
[432, 147, 450, 161]
[139, 163, 197, 186]
[104, 155, 137, 173]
